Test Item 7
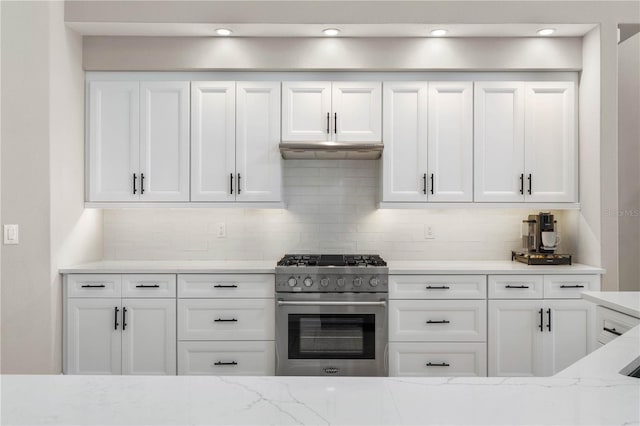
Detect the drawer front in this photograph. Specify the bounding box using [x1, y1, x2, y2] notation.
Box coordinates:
[390, 275, 486, 300]
[122, 274, 177, 298]
[543, 275, 600, 299]
[596, 306, 640, 344]
[178, 341, 275, 376]
[66, 274, 122, 298]
[389, 300, 486, 342]
[488, 275, 543, 299]
[389, 342, 487, 377]
[178, 299, 275, 341]
[178, 274, 274, 298]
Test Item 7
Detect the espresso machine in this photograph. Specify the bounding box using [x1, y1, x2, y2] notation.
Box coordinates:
[512, 212, 572, 265]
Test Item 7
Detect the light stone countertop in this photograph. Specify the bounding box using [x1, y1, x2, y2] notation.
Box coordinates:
[2, 293, 638, 425]
[59, 259, 605, 275]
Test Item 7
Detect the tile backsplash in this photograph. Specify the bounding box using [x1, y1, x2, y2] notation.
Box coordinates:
[103, 160, 570, 261]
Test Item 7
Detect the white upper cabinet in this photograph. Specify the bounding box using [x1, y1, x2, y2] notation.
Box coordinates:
[524, 82, 577, 203]
[474, 82, 526, 202]
[88, 81, 140, 202]
[190, 81, 236, 202]
[236, 82, 282, 202]
[382, 82, 428, 202]
[427, 82, 473, 202]
[282, 81, 382, 143]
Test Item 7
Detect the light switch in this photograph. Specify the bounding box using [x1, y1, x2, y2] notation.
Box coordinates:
[4, 224, 19, 245]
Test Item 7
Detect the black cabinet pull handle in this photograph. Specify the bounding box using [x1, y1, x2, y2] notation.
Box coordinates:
[214, 361, 238, 366]
[114, 307, 119, 330]
[539, 308, 544, 332]
[214, 318, 238, 322]
[519, 173, 524, 195]
[237, 173, 241, 194]
[230, 173, 234, 194]
[426, 362, 450, 367]
[603, 327, 622, 336]
[214, 284, 238, 288]
[132, 173, 137, 194]
[527, 174, 532, 195]
[326, 112, 330, 134]
[135, 284, 160, 288]
[430, 173, 434, 195]
[81, 284, 105, 288]
[140, 173, 145, 194]
[422, 173, 427, 195]
[426, 320, 450, 324]
[546, 308, 551, 332]
[426, 285, 450, 290]
[122, 307, 127, 331]
[334, 112, 337, 134]
[506, 285, 529, 289]
[560, 285, 585, 288]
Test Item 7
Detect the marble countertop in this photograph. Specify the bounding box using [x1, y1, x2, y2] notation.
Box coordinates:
[59, 259, 605, 275]
[582, 291, 640, 318]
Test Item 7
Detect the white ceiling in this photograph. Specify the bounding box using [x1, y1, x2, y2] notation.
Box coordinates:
[67, 22, 597, 38]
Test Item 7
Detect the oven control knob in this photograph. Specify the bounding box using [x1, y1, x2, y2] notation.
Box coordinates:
[287, 277, 297, 287]
[370, 278, 380, 287]
[353, 277, 363, 287]
[303, 277, 313, 287]
[320, 278, 330, 287]
[337, 278, 346, 287]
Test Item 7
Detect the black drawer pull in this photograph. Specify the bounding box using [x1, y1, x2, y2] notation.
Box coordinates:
[136, 284, 160, 288]
[426, 285, 450, 290]
[213, 284, 238, 288]
[603, 327, 622, 336]
[214, 361, 238, 366]
[546, 308, 551, 332]
[114, 307, 119, 330]
[505, 285, 529, 289]
[426, 362, 450, 367]
[81, 284, 106, 288]
[122, 307, 127, 331]
[539, 308, 544, 332]
[560, 285, 585, 288]
[426, 320, 450, 324]
[214, 318, 238, 322]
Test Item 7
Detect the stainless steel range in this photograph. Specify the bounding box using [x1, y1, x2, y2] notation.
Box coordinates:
[275, 254, 388, 376]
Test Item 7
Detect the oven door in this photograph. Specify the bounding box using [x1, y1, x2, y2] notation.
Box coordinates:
[275, 292, 388, 376]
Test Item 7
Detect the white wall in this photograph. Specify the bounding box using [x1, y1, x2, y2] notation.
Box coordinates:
[618, 33, 640, 292]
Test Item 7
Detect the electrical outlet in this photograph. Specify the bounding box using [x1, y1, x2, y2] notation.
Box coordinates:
[424, 225, 435, 240]
[216, 222, 226, 238]
[4, 224, 19, 245]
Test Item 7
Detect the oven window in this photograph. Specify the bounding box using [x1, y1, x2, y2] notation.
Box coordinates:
[288, 314, 376, 359]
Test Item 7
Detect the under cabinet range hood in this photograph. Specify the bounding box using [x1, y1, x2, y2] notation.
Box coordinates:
[279, 141, 384, 160]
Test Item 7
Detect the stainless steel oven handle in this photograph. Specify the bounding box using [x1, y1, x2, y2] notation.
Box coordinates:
[276, 300, 387, 307]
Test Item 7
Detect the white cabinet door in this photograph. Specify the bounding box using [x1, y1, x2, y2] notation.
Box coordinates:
[427, 82, 473, 202]
[382, 82, 428, 202]
[488, 300, 544, 377]
[65, 298, 122, 375]
[88, 81, 140, 202]
[282, 81, 331, 142]
[474, 82, 526, 202]
[524, 82, 577, 202]
[332, 82, 382, 142]
[236, 82, 282, 202]
[190, 81, 235, 202]
[140, 81, 190, 201]
[543, 300, 596, 375]
[121, 298, 176, 375]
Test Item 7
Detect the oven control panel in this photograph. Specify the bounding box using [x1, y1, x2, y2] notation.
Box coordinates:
[275, 273, 388, 292]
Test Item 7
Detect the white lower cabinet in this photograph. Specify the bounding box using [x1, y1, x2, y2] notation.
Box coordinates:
[389, 342, 487, 377]
[178, 341, 275, 375]
[595, 306, 640, 345]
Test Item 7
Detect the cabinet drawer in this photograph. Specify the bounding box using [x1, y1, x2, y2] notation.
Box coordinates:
[389, 300, 486, 342]
[178, 341, 275, 376]
[596, 306, 640, 345]
[390, 275, 486, 299]
[122, 274, 177, 298]
[389, 342, 487, 377]
[66, 274, 122, 298]
[543, 275, 600, 299]
[488, 275, 543, 299]
[178, 299, 274, 341]
[178, 274, 274, 298]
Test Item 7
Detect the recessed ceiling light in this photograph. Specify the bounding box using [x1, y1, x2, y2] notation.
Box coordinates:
[216, 28, 232, 36]
[430, 29, 448, 37]
[537, 28, 556, 36]
[323, 28, 340, 36]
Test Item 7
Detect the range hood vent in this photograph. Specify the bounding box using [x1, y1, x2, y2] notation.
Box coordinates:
[279, 142, 383, 160]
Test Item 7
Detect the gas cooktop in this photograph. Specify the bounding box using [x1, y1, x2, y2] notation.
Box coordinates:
[277, 254, 387, 267]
